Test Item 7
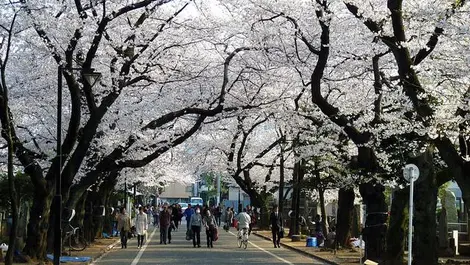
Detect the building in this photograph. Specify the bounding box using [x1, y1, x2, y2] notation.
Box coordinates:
[223, 186, 250, 213]
[159, 182, 193, 204]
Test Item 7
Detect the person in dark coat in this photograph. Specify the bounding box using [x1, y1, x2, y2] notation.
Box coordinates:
[171, 204, 179, 231]
[269, 205, 283, 248]
[159, 205, 171, 244]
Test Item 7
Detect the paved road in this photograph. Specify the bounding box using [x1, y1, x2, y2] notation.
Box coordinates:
[92, 223, 326, 265]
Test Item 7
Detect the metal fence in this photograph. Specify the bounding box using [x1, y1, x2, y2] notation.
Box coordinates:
[448, 222, 468, 233]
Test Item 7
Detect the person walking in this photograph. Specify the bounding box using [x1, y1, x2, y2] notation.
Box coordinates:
[270, 205, 283, 248]
[203, 209, 217, 248]
[146, 206, 152, 226]
[117, 207, 131, 249]
[152, 206, 159, 227]
[314, 214, 325, 246]
[177, 204, 183, 227]
[159, 204, 171, 244]
[184, 204, 195, 231]
[168, 205, 175, 244]
[246, 205, 256, 235]
[171, 204, 179, 232]
[214, 204, 222, 227]
[225, 207, 234, 230]
[190, 207, 203, 248]
[135, 206, 148, 248]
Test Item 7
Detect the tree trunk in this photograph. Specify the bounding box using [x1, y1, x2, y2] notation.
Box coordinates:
[318, 186, 328, 237]
[384, 188, 407, 265]
[248, 191, 270, 229]
[412, 149, 438, 265]
[335, 187, 355, 248]
[290, 159, 304, 236]
[351, 205, 361, 238]
[5, 127, 18, 265]
[2, 44, 19, 264]
[78, 193, 95, 244]
[359, 182, 388, 262]
[23, 190, 53, 260]
[290, 175, 298, 236]
[91, 180, 115, 239]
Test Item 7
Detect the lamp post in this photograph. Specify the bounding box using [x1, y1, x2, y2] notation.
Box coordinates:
[54, 66, 101, 265]
[238, 187, 242, 213]
[403, 164, 420, 265]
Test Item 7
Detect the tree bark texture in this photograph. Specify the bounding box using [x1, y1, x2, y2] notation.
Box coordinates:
[318, 187, 328, 237]
[23, 191, 53, 260]
[335, 188, 355, 248]
[384, 188, 407, 265]
[5, 128, 18, 265]
[360, 182, 388, 262]
[248, 191, 270, 228]
[412, 149, 438, 265]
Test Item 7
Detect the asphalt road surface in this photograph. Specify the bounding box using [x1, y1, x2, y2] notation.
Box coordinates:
[92, 223, 326, 265]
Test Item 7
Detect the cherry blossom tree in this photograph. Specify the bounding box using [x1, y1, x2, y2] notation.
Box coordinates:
[0, 9, 20, 265]
[0, 0, 273, 259]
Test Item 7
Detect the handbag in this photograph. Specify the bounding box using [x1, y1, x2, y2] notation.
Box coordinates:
[212, 226, 219, 241]
[186, 229, 194, 241]
[279, 227, 285, 239]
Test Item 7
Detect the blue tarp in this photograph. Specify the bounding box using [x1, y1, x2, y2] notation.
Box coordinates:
[47, 254, 92, 263]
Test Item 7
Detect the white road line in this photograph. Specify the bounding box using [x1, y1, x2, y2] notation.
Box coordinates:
[228, 231, 294, 265]
[131, 227, 158, 265]
[89, 239, 121, 265]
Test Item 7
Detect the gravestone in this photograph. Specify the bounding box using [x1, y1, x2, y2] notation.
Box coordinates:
[439, 207, 448, 248]
[444, 190, 458, 224]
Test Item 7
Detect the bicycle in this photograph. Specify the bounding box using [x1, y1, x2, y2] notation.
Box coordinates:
[63, 223, 88, 254]
[237, 227, 249, 249]
[62, 209, 88, 255]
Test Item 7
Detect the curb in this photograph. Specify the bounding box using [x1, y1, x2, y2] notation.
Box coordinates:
[87, 238, 121, 265]
[253, 232, 339, 265]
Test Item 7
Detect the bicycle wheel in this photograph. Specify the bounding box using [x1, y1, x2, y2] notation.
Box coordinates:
[62, 234, 72, 254]
[243, 239, 248, 249]
[70, 234, 88, 251]
[237, 233, 242, 248]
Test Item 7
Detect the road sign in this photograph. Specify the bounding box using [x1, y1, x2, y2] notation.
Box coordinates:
[403, 164, 420, 182]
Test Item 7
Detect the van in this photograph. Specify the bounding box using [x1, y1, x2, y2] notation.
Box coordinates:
[190, 197, 204, 206]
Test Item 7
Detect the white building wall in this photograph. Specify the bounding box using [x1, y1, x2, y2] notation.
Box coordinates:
[159, 182, 192, 199]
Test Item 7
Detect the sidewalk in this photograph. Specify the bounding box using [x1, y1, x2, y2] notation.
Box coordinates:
[5, 237, 119, 265]
[253, 230, 360, 265]
[254, 230, 470, 265]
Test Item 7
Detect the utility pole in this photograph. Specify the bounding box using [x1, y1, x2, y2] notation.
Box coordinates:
[216, 175, 221, 205]
[278, 134, 286, 214]
[124, 177, 127, 208]
[133, 183, 136, 206]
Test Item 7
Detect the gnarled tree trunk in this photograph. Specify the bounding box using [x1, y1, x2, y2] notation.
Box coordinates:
[335, 187, 355, 248]
[412, 149, 438, 265]
[360, 182, 388, 262]
[385, 188, 407, 265]
[23, 190, 53, 260]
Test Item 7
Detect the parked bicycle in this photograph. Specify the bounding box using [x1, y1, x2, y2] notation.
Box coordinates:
[62, 209, 88, 255]
[237, 227, 249, 249]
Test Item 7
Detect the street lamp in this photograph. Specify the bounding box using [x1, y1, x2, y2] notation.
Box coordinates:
[238, 187, 242, 213]
[54, 66, 101, 265]
[403, 164, 420, 265]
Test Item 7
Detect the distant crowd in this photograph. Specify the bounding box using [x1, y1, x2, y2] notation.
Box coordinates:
[113, 203, 258, 249]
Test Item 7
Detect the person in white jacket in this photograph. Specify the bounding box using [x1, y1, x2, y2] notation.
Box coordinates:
[235, 208, 251, 231]
[135, 206, 148, 248]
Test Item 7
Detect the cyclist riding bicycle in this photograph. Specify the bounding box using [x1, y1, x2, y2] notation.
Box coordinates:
[235, 208, 251, 239]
